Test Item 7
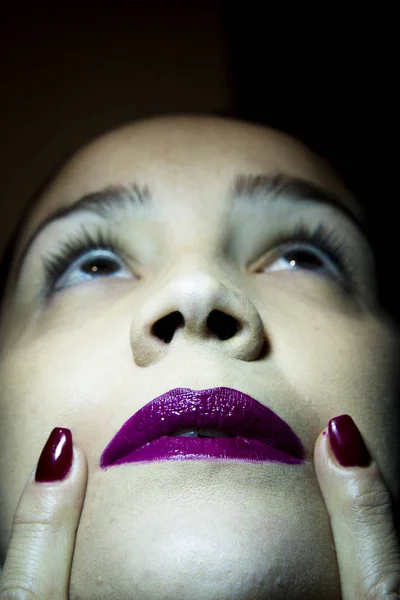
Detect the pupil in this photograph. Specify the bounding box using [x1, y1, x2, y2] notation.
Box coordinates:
[288, 250, 321, 269]
[82, 258, 117, 275]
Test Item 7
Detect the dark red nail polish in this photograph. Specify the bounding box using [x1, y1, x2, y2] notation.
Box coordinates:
[328, 415, 371, 467]
[35, 427, 73, 482]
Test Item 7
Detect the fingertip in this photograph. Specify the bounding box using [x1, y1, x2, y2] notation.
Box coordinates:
[34, 428, 74, 484]
[70, 443, 88, 483]
[29, 430, 87, 490]
[314, 425, 329, 454]
[55, 441, 88, 490]
[313, 426, 332, 473]
[328, 415, 372, 469]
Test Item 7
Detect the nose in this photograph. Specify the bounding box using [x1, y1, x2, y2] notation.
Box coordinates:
[130, 271, 267, 367]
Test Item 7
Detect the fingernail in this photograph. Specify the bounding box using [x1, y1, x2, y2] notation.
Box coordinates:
[35, 427, 73, 482]
[328, 415, 371, 467]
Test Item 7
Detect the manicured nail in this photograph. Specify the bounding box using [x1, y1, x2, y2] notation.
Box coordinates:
[328, 415, 371, 467]
[35, 427, 73, 482]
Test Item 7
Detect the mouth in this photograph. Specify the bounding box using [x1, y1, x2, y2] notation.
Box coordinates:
[100, 387, 306, 467]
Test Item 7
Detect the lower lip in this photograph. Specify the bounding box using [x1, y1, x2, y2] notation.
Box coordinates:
[108, 436, 304, 466]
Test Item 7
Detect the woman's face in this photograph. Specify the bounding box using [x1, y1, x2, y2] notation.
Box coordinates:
[0, 116, 399, 599]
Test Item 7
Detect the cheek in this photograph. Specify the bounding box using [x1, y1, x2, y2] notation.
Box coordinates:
[0, 329, 129, 444]
[0, 333, 128, 561]
[269, 301, 391, 406]
[270, 307, 400, 504]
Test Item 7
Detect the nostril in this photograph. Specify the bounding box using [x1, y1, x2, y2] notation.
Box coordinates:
[207, 310, 241, 341]
[151, 310, 242, 344]
[151, 311, 184, 343]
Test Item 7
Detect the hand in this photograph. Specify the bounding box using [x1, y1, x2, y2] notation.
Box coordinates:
[0, 428, 87, 599]
[314, 414, 400, 599]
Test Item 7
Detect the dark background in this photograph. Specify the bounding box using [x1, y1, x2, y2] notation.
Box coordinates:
[0, 2, 397, 319]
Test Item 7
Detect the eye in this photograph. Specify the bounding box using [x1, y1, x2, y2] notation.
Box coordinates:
[268, 245, 334, 274]
[73, 251, 123, 277]
[52, 249, 131, 290]
[258, 242, 346, 283]
[42, 226, 135, 295]
[254, 222, 354, 285]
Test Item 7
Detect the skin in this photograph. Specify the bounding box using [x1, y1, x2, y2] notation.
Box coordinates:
[0, 115, 399, 599]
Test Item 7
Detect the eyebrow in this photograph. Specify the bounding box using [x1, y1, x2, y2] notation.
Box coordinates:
[232, 173, 366, 232]
[12, 172, 367, 287]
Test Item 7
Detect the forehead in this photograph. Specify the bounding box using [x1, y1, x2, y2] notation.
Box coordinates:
[22, 116, 362, 240]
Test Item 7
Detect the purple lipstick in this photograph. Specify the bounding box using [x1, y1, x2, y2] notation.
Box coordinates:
[100, 387, 306, 467]
[100, 387, 305, 469]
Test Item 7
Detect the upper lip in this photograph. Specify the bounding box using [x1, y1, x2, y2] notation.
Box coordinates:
[101, 387, 306, 467]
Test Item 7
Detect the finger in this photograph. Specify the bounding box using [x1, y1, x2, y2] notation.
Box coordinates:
[314, 415, 400, 600]
[0, 427, 87, 599]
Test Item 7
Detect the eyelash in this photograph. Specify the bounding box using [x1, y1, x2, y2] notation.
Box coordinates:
[264, 221, 355, 283]
[42, 226, 128, 295]
[42, 221, 356, 295]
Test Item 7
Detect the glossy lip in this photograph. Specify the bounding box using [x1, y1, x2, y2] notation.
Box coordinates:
[100, 387, 306, 467]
